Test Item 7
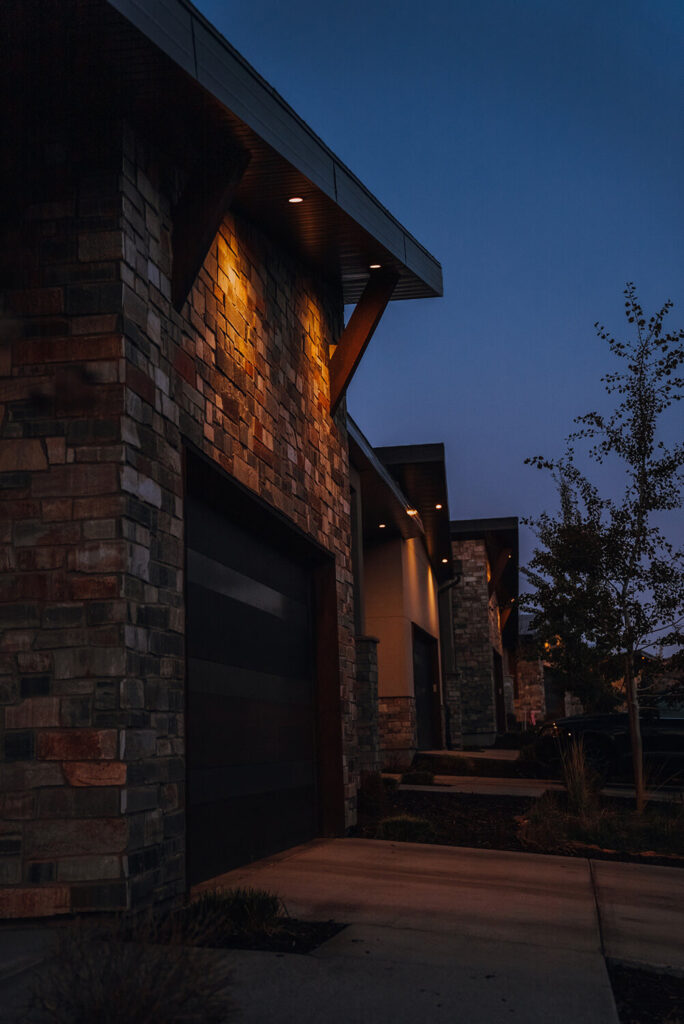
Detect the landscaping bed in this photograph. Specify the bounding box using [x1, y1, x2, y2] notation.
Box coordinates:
[355, 784, 684, 867]
[355, 789, 534, 852]
[608, 960, 684, 1024]
[169, 888, 344, 955]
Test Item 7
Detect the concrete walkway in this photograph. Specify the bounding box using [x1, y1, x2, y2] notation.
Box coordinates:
[392, 773, 681, 802]
[195, 837, 684, 1023]
[3, 839, 683, 1023]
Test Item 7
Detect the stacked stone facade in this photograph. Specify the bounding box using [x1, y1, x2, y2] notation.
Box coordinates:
[354, 636, 380, 776]
[450, 539, 498, 744]
[515, 653, 547, 725]
[378, 696, 416, 769]
[0, 117, 356, 916]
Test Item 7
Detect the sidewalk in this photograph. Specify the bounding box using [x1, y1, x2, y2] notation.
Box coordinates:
[4, 838, 682, 1023]
[195, 837, 684, 1022]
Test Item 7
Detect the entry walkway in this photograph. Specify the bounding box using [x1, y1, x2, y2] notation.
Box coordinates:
[197, 837, 684, 1023]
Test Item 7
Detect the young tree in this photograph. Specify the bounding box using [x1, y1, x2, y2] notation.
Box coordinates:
[523, 284, 684, 810]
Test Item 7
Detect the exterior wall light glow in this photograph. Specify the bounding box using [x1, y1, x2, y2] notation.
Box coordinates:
[435, 503, 443, 509]
[288, 196, 304, 203]
[369, 263, 382, 269]
[441, 557, 448, 564]
[406, 508, 418, 516]
[379, 523, 387, 529]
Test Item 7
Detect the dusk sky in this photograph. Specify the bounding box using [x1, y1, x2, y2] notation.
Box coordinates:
[197, 0, 683, 566]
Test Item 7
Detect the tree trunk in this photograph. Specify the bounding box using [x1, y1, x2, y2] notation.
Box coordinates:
[625, 650, 645, 813]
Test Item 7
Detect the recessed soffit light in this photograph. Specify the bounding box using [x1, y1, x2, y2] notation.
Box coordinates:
[288, 196, 304, 204]
[379, 523, 387, 529]
[435, 503, 443, 510]
[369, 263, 382, 269]
[407, 509, 418, 516]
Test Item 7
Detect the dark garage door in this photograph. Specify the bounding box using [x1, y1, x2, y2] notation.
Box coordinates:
[185, 488, 318, 886]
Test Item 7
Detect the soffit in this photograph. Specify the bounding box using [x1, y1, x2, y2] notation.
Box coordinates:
[91, 0, 444, 304]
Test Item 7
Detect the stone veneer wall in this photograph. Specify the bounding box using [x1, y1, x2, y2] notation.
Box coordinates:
[378, 696, 416, 769]
[450, 538, 497, 743]
[515, 655, 547, 725]
[0, 118, 356, 916]
[354, 636, 380, 776]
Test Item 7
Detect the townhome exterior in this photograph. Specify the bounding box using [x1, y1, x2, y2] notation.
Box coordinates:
[348, 425, 454, 767]
[448, 518, 518, 746]
[0, 0, 442, 916]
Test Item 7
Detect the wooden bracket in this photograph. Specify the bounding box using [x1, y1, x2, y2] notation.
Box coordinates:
[171, 139, 251, 311]
[499, 605, 513, 631]
[488, 548, 512, 598]
[329, 268, 398, 415]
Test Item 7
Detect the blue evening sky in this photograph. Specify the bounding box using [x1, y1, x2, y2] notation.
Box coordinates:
[196, 0, 683, 565]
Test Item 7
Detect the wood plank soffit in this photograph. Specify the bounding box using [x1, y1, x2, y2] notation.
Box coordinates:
[171, 140, 251, 311]
[329, 268, 398, 415]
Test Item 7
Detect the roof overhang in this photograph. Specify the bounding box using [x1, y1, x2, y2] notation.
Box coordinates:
[347, 418, 425, 544]
[6, 0, 442, 306]
[374, 442, 453, 582]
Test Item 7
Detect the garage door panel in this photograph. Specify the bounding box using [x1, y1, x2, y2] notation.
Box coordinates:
[186, 582, 311, 678]
[188, 692, 315, 767]
[188, 658, 311, 707]
[187, 494, 311, 602]
[189, 787, 316, 880]
[185, 479, 318, 886]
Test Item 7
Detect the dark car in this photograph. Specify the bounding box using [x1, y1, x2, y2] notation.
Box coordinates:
[535, 708, 684, 782]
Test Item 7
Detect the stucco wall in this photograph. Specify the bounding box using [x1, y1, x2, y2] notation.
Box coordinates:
[363, 535, 441, 761]
[364, 537, 440, 700]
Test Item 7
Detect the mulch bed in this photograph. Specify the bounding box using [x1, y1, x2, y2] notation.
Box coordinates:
[355, 790, 534, 852]
[204, 919, 345, 955]
[355, 789, 684, 867]
[607, 961, 684, 1024]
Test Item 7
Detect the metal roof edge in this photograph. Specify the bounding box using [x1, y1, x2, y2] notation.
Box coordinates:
[105, 0, 443, 298]
[347, 417, 425, 533]
[450, 516, 519, 536]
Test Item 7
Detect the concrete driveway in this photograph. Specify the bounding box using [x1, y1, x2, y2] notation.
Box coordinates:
[195, 838, 684, 1023]
[3, 839, 681, 1024]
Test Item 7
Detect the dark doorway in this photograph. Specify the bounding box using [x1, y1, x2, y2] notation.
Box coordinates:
[492, 649, 506, 734]
[185, 457, 325, 886]
[413, 625, 439, 749]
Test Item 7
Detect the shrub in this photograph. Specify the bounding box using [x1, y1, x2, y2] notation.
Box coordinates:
[376, 815, 436, 843]
[180, 887, 285, 941]
[560, 739, 601, 819]
[517, 789, 684, 856]
[400, 769, 435, 786]
[28, 915, 236, 1024]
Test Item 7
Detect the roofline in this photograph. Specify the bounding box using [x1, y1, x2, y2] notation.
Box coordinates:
[106, 0, 443, 299]
[374, 442, 446, 465]
[450, 516, 519, 536]
[347, 417, 424, 531]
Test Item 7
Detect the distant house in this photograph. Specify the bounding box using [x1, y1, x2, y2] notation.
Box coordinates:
[448, 518, 518, 747]
[0, 0, 442, 916]
[348, 423, 454, 767]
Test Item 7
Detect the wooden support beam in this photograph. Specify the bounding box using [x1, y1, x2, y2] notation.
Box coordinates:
[329, 268, 398, 415]
[171, 139, 250, 311]
[488, 547, 512, 598]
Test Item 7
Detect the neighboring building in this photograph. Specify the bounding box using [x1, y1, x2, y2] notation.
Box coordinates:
[348, 424, 454, 767]
[0, 1, 442, 916]
[449, 518, 518, 747]
[515, 615, 549, 726]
